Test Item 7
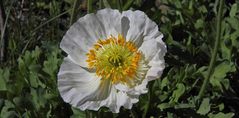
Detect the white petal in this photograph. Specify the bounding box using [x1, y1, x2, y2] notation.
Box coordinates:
[145, 37, 166, 81]
[115, 36, 166, 95]
[116, 91, 138, 110]
[60, 9, 128, 67]
[145, 66, 164, 81]
[78, 87, 139, 113]
[115, 78, 148, 96]
[60, 35, 88, 67]
[96, 8, 128, 37]
[123, 10, 146, 46]
[60, 12, 107, 67]
[139, 34, 165, 61]
[123, 10, 165, 47]
[58, 57, 112, 108]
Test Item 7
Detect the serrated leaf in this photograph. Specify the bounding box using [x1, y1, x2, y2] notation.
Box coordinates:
[18, 57, 27, 74]
[30, 88, 47, 110]
[29, 72, 39, 88]
[197, 98, 210, 115]
[43, 52, 60, 77]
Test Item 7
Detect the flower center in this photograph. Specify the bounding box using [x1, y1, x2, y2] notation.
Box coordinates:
[108, 54, 123, 67]
[86, 35, 146, 86]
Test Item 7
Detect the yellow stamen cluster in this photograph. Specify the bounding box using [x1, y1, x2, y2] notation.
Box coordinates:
[86, 35, 142, 85]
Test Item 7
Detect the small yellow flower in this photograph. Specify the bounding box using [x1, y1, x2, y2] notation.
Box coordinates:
[58, 8, 166, 113]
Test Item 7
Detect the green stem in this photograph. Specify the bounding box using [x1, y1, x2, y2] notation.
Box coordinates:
[117, 0, 122, 11]
[102, 0, 111, 8]
[142, 82, 153, 118]
[86, 110, 94, 118]
[87, 0, 93, 13]
[0, 0, 12, 64]
[99, 0, 103, 9]
[122, 0, 134, 10]
[198, 0, 224, 99]
[70, 0, 80, 25]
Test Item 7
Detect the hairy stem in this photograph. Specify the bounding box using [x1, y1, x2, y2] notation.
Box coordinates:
[198, 0, 224, 99]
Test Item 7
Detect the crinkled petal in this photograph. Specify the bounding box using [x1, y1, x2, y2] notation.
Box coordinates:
[139, 34, 165, 62]
[115, 78, 148, 96]
[58, 57, 112, 108]
[96, 8, 128, 38]
[145, 38, 166, 81]
[122, 10, 146, 46]
[60, 9, 125, 67]
[114, 10, 166, 94]
[78, 87, 138, 113]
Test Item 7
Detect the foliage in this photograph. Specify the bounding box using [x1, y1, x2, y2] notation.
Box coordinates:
[0, 0, 239, 117]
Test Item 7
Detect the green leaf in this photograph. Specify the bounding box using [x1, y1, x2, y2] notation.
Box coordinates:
[208, 112, 234, 118]
[71, 107, 86, 118]
[171, 83, 185, 102]
[218, 103, 224, 111]
[22, 110, 32, 118]
[229, 3, 237, 17]
[174, 103, 195, 109]
[0, 100, 17, 118]
[0, 69, 10, 91]
[30, 88, 47, 110]
[226, 17, 239, 30]
[195, 19, 204, 29]
[197, 98, 210, 115]
[29, 72, 39, 88]
[43, 51, 60, 77]
[167, 112, 174, 118]
[159, 93, 169, 101]
[161, 77, 169, 90]
[209, 61, 236, 91]
[158, 103, 173, 110]
[0, 99, 3, 108]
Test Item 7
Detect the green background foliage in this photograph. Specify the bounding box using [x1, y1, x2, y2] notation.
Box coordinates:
[0, 0, 239, 117]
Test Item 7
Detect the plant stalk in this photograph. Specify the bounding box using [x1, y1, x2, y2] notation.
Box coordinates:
[87, 0, 93, 13]
[198, 0, 224, 99]
[142, 82, 153, 118]
[70, 0, 80, 25]
[0, 0, 6, 64]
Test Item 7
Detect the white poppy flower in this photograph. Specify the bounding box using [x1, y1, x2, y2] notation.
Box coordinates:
[58, 8, 166, 113]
